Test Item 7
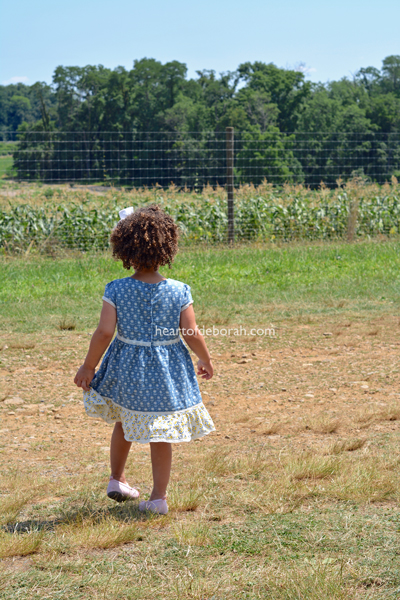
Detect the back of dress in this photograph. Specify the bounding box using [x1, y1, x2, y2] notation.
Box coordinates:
[86, 276, 207, 416]
[102, 277, 193, 343]
[84, 275, 215, 442]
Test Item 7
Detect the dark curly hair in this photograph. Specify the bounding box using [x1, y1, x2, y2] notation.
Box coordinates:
[110, 205, 179, 270]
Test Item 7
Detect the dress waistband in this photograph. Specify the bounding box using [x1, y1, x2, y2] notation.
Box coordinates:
[116, 334, 180, 347]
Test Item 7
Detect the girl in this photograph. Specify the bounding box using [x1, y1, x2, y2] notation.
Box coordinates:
[74, 205, 215, 515]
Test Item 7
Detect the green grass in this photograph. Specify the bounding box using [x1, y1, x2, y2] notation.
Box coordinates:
[0, 155, 14, 178]
[0, 142, 18, 157]
[2, 240, 400, 598]
[0, 240, 399, 333]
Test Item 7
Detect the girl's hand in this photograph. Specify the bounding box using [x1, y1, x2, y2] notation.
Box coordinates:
[197, 359, 214, 380]
[74, 365, 95, 392]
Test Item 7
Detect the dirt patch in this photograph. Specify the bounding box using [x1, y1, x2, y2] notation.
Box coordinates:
[0, 313, 399, 475]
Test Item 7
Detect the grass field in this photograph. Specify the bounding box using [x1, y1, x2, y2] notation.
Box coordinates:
[1, 240, 400, 599]
[0, 156, 14, 179]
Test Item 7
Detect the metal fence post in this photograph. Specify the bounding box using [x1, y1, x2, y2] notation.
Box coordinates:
[226, 127, 234, 243]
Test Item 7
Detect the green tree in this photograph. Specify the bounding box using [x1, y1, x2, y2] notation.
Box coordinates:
[236, 62, 311, 131]
[381, 55, 400, 95]
[5, 54, 400, 186]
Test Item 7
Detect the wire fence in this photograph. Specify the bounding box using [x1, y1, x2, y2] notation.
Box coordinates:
[2, 129, 400, 188]
[1, 129, 400, 249]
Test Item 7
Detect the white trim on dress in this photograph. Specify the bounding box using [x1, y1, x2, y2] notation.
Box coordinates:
[180, 301, 193, 312]
[89, 389, 202, 415]
[102, 296, 116, 308]
[116, 334, 181, 347]
[83, 387, 216, 443]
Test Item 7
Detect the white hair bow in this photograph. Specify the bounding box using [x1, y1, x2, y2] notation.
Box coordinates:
[119, 206, 134, 221]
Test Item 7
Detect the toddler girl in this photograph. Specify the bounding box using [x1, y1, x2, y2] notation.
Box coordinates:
[74, 205, 215, 514]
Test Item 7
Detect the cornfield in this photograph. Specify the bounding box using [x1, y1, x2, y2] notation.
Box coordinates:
[0, 179, 399, 252]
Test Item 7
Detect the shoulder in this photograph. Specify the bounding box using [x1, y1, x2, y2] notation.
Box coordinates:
[165, 278, 190, 291]
[165, 278, 192, 299]
[165, 279, 193, 310]
[103, 278, 133, 307]
[103, 278, 132, 300]
[105, 277, 131, 290]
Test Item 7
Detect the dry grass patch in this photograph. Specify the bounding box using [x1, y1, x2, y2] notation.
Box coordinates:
[158, 563, 230, 600]
[230, 448, 271, 480]
[0, 530, 43, 559]
[234, 414, 251, 424]
[241, 448, 400, 508]
[304, 416, 341, 434]
[356, 410, 376, 429]
[329, 438, 367, 454]
[259, 421, 281, 436]
[8, 342, 35, 350]
[286, 453, 340, 481]
[203, 447, 273, 481]
[0, 492, 35, 528]
[233, 477, 314, 515]
[168, 477, 206, 512]
[0, 473, 48, 527]
[57, 317, 76, 331]
[328, 458, 399, 503]
[356, 404, 400, 429]
[378, 404, 400, 422]
[265, 562, 356, 600]
[52, 517, 143, 552]
[171, 519, 211, 547]
[202, 448, 232, 477]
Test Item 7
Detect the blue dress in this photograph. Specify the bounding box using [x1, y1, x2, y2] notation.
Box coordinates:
[83, 277, 215, 443]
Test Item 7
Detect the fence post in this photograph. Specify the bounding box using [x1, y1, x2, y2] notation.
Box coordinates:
[347, 196, 359, 242]
[226, 127, 234, 243]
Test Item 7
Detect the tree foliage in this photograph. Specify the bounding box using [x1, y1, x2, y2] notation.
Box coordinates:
[1, 56, 400, 186]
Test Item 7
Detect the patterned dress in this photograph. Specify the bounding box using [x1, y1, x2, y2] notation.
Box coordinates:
[83, 277, 215, 443]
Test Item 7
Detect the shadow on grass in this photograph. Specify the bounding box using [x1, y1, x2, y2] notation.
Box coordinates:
[2, 498, 155, 534]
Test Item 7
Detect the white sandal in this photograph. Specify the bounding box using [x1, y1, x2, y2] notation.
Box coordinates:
[107, 476, 140, 502]
[139, 497, 168, 514]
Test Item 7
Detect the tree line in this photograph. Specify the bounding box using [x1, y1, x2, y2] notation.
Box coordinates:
[1, 56, 400, 187]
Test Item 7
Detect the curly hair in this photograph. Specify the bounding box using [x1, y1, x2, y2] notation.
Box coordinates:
[110, 205, 179, 270]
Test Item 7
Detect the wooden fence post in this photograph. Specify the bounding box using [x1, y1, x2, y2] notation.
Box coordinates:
[347, 197, 359, 242]
[226, 127, 234, 243]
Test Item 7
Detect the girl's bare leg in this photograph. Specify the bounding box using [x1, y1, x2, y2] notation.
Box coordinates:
[149, 442, 172, 500]
[110, 422, 132, 484]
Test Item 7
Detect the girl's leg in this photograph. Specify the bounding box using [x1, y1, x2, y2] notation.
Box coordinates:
[149, 442, 172, 500]
[110, 422, 132, 484]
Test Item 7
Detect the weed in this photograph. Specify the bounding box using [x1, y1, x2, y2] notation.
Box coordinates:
[305, 416, 341, 434]
[57, 317, 76, 331]
[168, 477, 206, 512]
[260, 421, 281, 436]
[286, 453, 339, 481]
[330, 438, 367, 454]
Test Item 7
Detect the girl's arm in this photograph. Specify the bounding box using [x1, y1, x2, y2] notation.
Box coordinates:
[180, 305, 213, 380]
[74, 301, 117, 391]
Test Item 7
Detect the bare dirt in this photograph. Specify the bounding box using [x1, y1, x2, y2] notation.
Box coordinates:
[1, 312, 399, 476]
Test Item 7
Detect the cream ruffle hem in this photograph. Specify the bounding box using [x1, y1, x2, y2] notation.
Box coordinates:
[83, 387, 216, 443]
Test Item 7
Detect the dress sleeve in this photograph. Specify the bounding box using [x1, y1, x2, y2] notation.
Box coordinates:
[102, 282, 117, 308]
[180, 284, 193, 312]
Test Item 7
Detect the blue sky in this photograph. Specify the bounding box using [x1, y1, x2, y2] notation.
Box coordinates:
[1, 0, 399, 87]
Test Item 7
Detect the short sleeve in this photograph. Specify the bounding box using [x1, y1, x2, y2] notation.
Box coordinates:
[102, 282, 117, 308]
[180, 284, 193, 312]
